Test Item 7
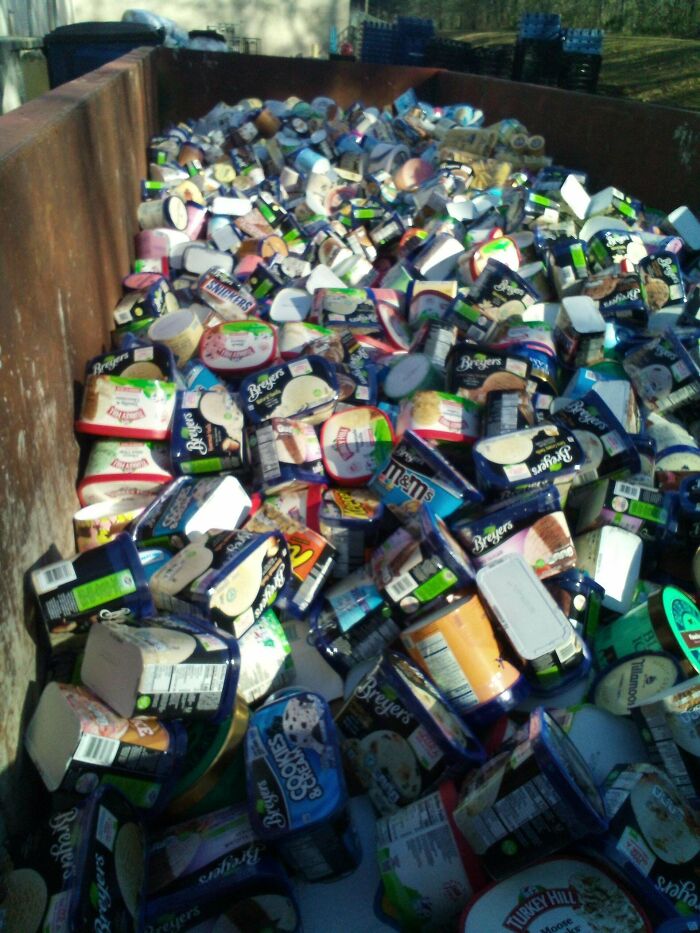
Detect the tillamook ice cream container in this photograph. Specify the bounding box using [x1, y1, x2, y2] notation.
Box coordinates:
[376, 780, 487, 932]
[453, 708, 608, 878]
[245, 689, 361, 881]
[595, 585, 700, 678]
[335, 652, 484, 814]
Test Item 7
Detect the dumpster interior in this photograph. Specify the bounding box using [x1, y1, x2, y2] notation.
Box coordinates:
[1, 43, 700, 929]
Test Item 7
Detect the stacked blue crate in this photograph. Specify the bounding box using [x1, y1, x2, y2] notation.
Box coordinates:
[360, 21, 398, 65]
[513, 14, 563, 85]
[559, 28, 604, 93]
[394, 17, 435, 66]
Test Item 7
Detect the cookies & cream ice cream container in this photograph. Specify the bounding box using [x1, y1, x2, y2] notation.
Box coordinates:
[245, 689, 361, 881]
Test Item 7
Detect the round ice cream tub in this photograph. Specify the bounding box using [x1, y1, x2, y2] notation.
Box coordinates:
[377, 780, 487, 932]
[245, 689, 361, 881]
[335, 652, 485, 814]
[164, 708, 249, 820]
[591, 651, 683, 716]
[460, 855, 652, 933]
[594, 585, 700, 678]
[599, 763, 700, 917]
[453, 708, 608, 879]
[148, 308, 204, 365]
[73, 497, 147, 553]
[320, 405, 395, 486]
[30, 533, 154, 635]
[399, 594, 528, 726]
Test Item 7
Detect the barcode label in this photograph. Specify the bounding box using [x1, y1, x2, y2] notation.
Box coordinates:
[33, 561, 77, 595]
[140, 663, 227, 696]
[614, 481, 642, 500]
[414, 632, 478, 710]
[74, 733, 119, 767]
[114, 308, 133, 325]
[257, 425, 281, 483]
[659, 383, 700, 412]
[385, 572, 417, 602]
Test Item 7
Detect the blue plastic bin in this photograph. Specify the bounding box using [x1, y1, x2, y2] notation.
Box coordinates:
[44, 21, 163, 88]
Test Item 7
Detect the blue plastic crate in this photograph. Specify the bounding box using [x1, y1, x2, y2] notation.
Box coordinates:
[518, 12, 562, 40]
[562, 28, 604, 55]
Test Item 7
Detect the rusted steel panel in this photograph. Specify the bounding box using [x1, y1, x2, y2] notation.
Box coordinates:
[0, 47, 157, 835]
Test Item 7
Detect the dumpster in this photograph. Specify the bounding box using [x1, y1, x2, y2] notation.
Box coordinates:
[43, 21, 163, 87]
[0, 44, 699, 925]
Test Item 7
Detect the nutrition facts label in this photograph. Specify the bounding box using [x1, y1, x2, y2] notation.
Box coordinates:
[411, 632, 479, 711]
[140, 663, 226, 696]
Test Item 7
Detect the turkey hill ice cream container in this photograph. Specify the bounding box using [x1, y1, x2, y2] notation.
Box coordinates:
[599, 763, 700, 917]
[453, 708, 608, 879]
[78, 440, 173, 506]
[446, 344, 529, 405]
[131, 475, 252, 548]
[76, 374, 177, 440]
[171, 388, 248, 475]
[400, 594, 527, 724]
[320, 405, 394, 486]
[550, 391, 641, 486]
[25, 682, 186, 807]
[371, 429, 481, 524]
[397, 390, 481, 444]
[594, 585, 700, 678]
[245, 689, 361, 880]
[377, 781, 487, 932]
[199, 320, 277, 378]
[370, 508, 474, 620]
[31, 533, 153, 635]
[73, 497, 148, 553]
[476, 553, 587, 693]
[592, 652, 682, 716]
[81, 612, 240, 722]
[335, 652, 484, 814]
[309, 567, 400, 676]
[633, 679, 700, 806]
[319, 487, 384, 577]
[241, 355, 339, 426]
[150, 527, 290, 638]
[472, 423, 585, 500]
[460, 855, 652, 933]
[145, 804, 300, 933]
[254, 417, 325, 492]
[453, 486, 576, 580]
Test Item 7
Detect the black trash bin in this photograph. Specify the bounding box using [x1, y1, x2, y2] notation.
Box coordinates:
[44, 21, 164, 88]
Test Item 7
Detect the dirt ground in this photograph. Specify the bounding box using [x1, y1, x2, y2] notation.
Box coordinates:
[450, 31, 700, 110]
